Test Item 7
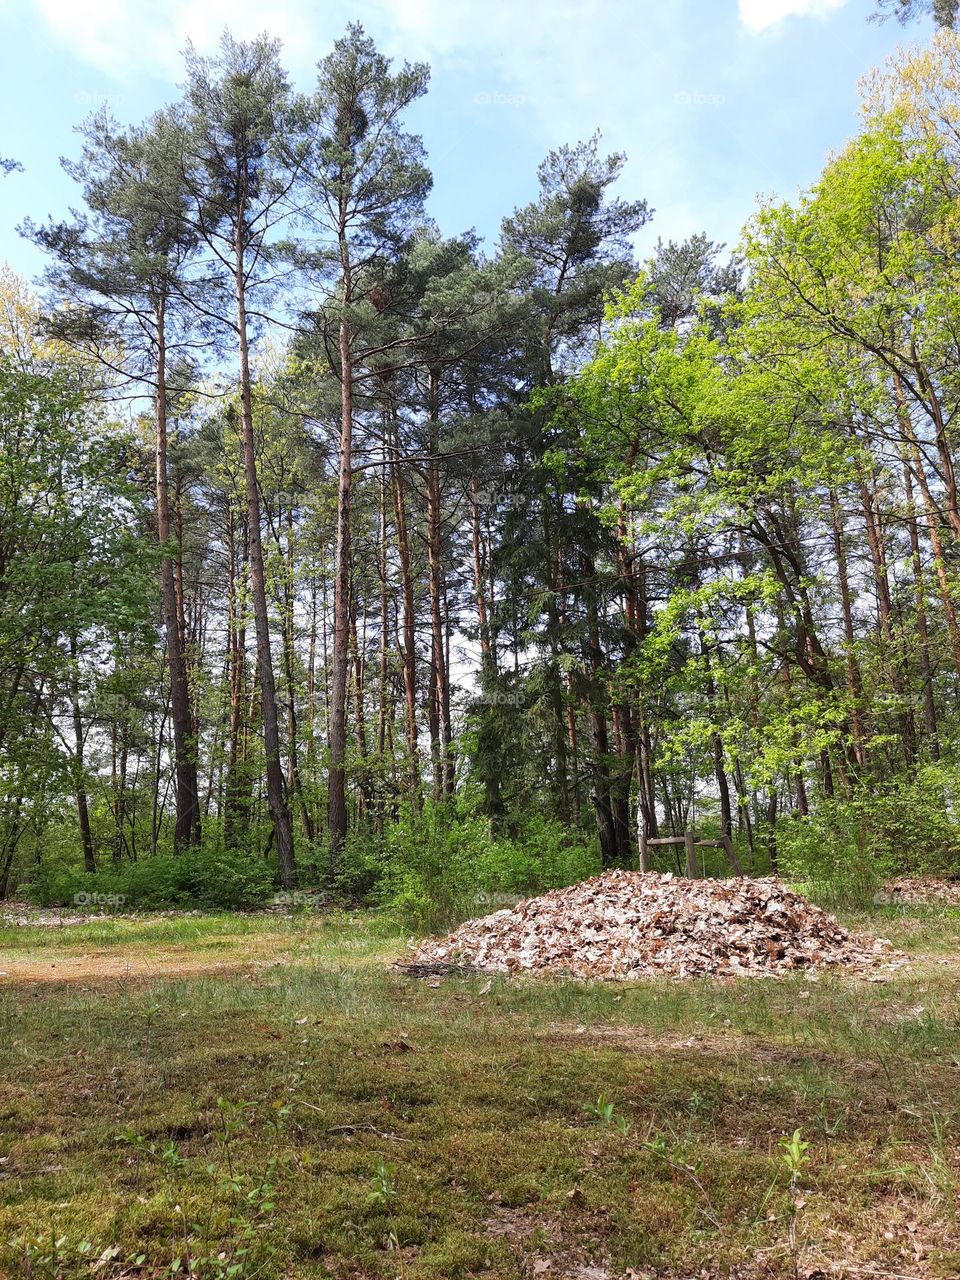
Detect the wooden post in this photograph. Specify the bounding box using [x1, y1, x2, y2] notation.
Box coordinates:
[684, 829, 697, 878]
[639, 830, 650, 873]
[721, 833, 745, 877]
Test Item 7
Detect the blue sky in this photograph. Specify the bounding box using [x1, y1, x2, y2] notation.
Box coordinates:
[0, 0, 933, 283]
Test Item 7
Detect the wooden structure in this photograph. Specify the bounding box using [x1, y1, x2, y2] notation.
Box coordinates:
[638, 830, 745, 878]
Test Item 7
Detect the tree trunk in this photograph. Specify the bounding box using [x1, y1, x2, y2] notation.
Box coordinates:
[233, 232, 296, 888]
[69, 636, 95, 874]
[425, 371, 454, 799]
[857, 461, 916, 765]
[903, 459, 940, 761]
[470, 474, 493, 670]
[828, 487, 867, 769]
[328, 236, 354, 873]
[155, 300, 201, 853]
[582, 552, 619, 867]
[895, 375, 960, 678]
[224, 506, 250, 850]
[390, 410, 421, 804]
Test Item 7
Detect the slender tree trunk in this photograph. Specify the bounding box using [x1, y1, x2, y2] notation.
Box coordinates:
[152, 687, 169, 856]
[373, 464, 394, 828]
[425, 372, 454, 798]
[857, 462, 916, 765]
[350, 601, 372, 819]
[111, 699, 129, 867]
[582, 552, 618, 866]
[775, 605, 809, 818]
[233, 232, 296, 888]
[391, 413, 421, 803]
[328, 237, 354, 872]
[699, 629, 733, 838]
[224, 507, 249, 850]
[377, 460, 391, 767]
[155, 300, 201, 852]
[69, 636, 95, 874]
[895, 375, 960, 678]
[306, 575, 318, 827]
[543, 498, 570, 818]
[903, 459, 940, 761]
[442, 574, 455, 795]
[828, 487, 867, 769]
[427, 625, 442, 802]
[279, 508, 315, 845]
[912, 350, 960, 540]
[566, 691, 581, 823]
[470, 474, 493, 670]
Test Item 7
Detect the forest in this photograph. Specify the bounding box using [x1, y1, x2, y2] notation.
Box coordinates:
[4, 5, 960, 1279]
[4, 20, 960, 915]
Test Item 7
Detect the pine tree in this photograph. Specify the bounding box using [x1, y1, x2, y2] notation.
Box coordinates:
[301, 23, 431, 870]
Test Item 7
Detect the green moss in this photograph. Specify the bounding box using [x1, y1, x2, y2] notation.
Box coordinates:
[1, 902, 959, 1277]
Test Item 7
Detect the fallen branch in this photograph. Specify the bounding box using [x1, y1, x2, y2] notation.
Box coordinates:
[295, 1103, 411, 1142]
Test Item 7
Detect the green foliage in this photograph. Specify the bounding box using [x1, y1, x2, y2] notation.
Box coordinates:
[331, 825, 386, 901]
[584, 1094, 632, 1136]
[779, 1128, 811, 1181]
[331, 802, 600, 932]
[377, 801, 493, 932]
[477, 815, 600, 895]
[778, 763, 960, 903]
[21, 846, 276, 911]
[0, 346, 155, 885]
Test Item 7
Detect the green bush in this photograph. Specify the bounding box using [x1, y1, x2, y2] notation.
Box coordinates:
[21, 846, 276, 911]
[864, 763, 960, 875]
[333, 826, 388, 901]
[376, 801, 491, 932]
[347, 801, 601, 933]
[778, 762, 960, 906]
[776, 807, 884, 907]
[477, 815, 600, 894]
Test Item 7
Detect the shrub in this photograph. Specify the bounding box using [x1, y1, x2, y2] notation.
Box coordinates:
[333, 826, 388, 901]
[366, 802, 601, 932]
[377, 801, 491, 932]
[21, 846, 276, 911]
[477, 815, 600, 895]
[777, 762, 960, 906]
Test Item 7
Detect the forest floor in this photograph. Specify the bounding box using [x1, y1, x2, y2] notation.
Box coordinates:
[1, 895, 959, 1279]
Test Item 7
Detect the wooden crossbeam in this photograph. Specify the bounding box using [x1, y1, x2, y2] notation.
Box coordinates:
[638, 830, 745, 878]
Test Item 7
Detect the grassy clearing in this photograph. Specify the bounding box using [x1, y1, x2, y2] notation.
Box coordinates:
[1, 903, 959, 1278]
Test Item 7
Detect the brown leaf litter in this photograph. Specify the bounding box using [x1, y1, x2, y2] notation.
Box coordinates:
[405, 871, 900, 981]
[878, 876, 960, 907]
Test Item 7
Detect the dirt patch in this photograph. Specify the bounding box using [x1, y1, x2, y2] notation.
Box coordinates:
[0, 939, 298, 986]
[484, 1206, 615, 1279]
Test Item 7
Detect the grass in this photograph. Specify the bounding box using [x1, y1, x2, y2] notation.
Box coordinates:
[0, 901, 959, 1278]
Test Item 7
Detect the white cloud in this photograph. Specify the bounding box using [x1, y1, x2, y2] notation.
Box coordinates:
[738, 0, 847, 32]
[14, 0, 593, 84]
[3, 0, 673, 227]
[15, 0, 328, 80]
[1, 0, 859, 270]
[10, 0, 627, 105]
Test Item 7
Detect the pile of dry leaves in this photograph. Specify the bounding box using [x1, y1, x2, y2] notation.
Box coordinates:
[878, 876, 960, 907]
[406, 870, 894, 981]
